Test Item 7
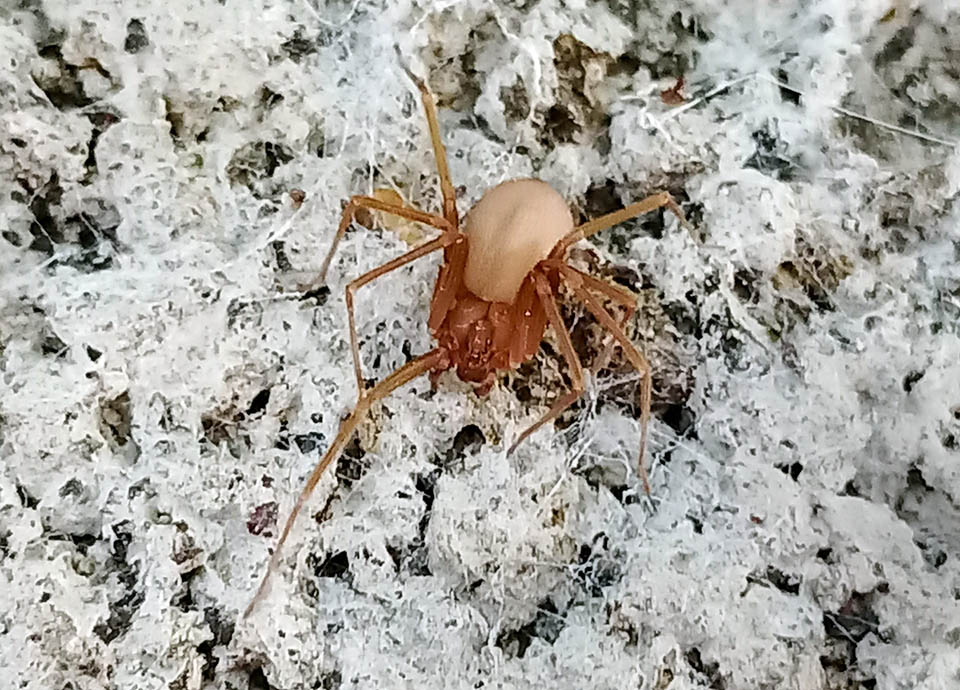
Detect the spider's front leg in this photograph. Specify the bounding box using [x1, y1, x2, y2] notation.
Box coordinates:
[399, 63, 459, 227]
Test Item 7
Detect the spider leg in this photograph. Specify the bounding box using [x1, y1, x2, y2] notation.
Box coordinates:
[507, 271, 586, 455]
[317, 195, 453, 285]
[544, 260, 640, 375]
[400, 65, 458, 226]
[594, 299, 636, 376]
[427, 234, 468, 334]
[553, 191, 690, 256]
[556, 264, 653, 494]
[343, 232, 462, 396]
[243, 348, 447, 619]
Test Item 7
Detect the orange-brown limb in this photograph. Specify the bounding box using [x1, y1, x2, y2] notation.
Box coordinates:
[507, 271, 586, 455]
[427, 235, 469, 334]
[345, 232, 462, 395]
[557, 264, 653, 494]
[243, 348, 447, 618]
[554, 191, 689, 257]
[593, 297, 637, 376]
[317, 195, 454, 286]
[398, 60, 458, 226]
[543, 258, 641, 376]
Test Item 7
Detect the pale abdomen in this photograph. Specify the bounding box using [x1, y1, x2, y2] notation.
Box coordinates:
[461, 179, 574, 304]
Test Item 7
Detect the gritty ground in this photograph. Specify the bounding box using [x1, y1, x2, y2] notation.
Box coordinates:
[1, 1, 959, 689]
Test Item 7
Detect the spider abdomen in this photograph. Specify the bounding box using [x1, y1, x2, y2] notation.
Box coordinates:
[462, 179, 574, 303]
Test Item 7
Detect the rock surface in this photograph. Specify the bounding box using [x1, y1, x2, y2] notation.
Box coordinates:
[1, 1, 958, 688]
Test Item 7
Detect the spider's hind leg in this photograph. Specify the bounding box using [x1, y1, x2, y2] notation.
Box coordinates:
[243, 349, 446, 619]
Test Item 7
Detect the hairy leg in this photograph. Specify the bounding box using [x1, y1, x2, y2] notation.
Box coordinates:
[243, 349, 447, 619]
[399, 64, 458, 226]
[508, 271, 586, 455]
[316, 195, 453, 286]
[557, 264, 653, 494]
[554, 191, 689, 256]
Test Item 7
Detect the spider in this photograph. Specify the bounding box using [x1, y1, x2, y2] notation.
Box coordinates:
[244, 67, 688, 617]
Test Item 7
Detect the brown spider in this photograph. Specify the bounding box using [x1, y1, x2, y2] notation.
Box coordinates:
[244, 68, 688, 617]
